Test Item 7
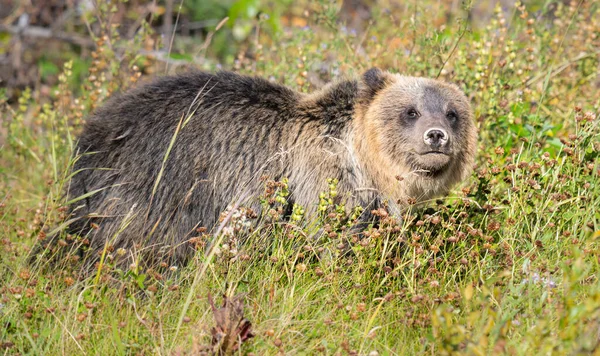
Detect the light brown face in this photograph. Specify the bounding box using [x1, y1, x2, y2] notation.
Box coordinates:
[367, 75, 476, 179]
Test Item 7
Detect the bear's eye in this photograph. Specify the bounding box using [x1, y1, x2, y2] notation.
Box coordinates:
[406, 108, 420, 119]
[446, 110, 459, 122]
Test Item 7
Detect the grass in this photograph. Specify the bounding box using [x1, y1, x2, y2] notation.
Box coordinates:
[1, 0, 599, 354]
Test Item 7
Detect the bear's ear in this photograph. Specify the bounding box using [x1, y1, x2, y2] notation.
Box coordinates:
[359, 67, 390, 103]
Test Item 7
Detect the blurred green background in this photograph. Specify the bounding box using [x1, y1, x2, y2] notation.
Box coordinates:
[0, 0, 553, 100]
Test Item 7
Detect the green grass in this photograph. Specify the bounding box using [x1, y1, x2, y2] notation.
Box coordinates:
[1, 0, 599, 354]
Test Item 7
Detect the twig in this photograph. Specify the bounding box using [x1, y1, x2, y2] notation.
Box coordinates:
[162, 0, 173, 41]
[436, 21, 468, 78]
[138, 49, 198, 66]
[164, 0, 185, 74]
[196, 17, 229, 59]
[0, 24, 94, 47]
[408, 0, 418, 57]
[0, 23, 210, 68]
[183, 19, 222, 30]
[526, 51, 598, 87]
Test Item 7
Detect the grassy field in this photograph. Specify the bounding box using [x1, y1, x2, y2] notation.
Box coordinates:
[1, 0, 599, 354]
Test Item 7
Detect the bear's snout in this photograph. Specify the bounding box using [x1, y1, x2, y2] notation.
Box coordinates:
[423, 128, 448, 148]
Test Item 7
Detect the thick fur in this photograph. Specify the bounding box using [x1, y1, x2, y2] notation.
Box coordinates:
[38, 69, 477, 269]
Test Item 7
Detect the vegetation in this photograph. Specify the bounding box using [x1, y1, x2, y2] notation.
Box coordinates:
[1, 0, 599, 354]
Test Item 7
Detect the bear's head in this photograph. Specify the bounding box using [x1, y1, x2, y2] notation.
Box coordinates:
[355, 68, 477, 204]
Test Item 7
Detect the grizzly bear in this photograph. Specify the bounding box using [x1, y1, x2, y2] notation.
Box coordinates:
[35, 68, 477, 270]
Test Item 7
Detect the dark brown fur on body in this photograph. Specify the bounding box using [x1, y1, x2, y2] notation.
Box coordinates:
[41, 68, 477, 270]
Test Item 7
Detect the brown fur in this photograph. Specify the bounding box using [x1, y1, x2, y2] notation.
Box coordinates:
[355, 73, 477, 211]
[34, 68, 477, 271]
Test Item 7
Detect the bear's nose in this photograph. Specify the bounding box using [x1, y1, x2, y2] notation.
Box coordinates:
[423, 128, 448, 147]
